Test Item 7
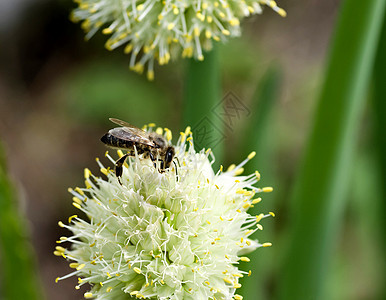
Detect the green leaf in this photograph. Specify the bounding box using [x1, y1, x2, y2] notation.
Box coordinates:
[0, 142, 44, 300]
[277, 0, 386, 299]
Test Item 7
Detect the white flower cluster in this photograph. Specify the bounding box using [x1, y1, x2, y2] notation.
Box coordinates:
[71, 0, 285, 79]
[55, 125, 274, 300]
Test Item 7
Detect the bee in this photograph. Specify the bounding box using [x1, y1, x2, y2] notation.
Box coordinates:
[101, 118, 176, 183]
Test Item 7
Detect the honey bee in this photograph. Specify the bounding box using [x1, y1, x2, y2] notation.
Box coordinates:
[101, 118, 176, 183]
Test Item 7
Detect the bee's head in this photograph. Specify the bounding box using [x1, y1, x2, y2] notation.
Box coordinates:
[163, 146, 175, 169]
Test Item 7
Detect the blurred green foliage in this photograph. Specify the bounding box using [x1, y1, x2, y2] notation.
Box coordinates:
[0, 142, 44, 300]
[277, 0, 386, 299]
[61, 61, 173, 126]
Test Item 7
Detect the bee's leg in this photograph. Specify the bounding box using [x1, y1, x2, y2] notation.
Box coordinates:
[173, 160, 179, 180]
[115, 154, 129, 185]
[149, 152, 158, 169]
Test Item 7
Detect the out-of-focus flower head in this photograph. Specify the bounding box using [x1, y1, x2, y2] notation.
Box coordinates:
[55, 124, 274, 299]
[71, 0, 286, 80]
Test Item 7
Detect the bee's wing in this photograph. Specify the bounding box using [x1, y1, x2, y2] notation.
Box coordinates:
[109, 118, 155, 147]
[109, 118, 136, 128]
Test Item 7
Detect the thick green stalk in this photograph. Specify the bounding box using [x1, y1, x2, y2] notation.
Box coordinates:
[239, 66, 282, 300]
[372, 7, 386, 298]
[277, 0, 386, 299]
[184, 47, 223, 163]
[0, 142, 44, 300]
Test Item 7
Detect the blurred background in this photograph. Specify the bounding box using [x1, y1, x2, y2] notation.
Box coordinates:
[0, 0, 384, 299]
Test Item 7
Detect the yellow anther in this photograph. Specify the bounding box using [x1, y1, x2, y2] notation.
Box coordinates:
[137, 4, 144, 10]
[100, 168, 109, 176]
[240, 256, 250, 262]
[235, 294, 243, 299]
[84, 168, 91, 179]
[173, 7, 179, 14]
[147, 70, 155, 81]
[75, 187, 84, 195]
[236, 188, 245, 194]
[68, 215, 77, 223]
[205, 280, 210, 285]
[225, 254, 230, 259]
[55, 246, 66, 252]
[106, 287, 113, 292]
[202, 2, 209, 9]
[263, 242, 272, 247]
[194, 27, 200, 36]
[72, 196, 82, 204]
[248, 270, 252, 276]
[196, 12, 205, 21]
[246, 240, 251, 246]
[234, 168, 244, 176]
[102, 28, 113, 35]
[278, 8, 287, 17]
[227, 164, 236, 171]
[58, 221, 65, 228]
[133, 267, 142, 274]
[124, 43, 133, 54]
[269, 212, 275, 217]
[76, 264, 85, 270]
[245, 229, 253, 235]
[99, 282, 103, 286]
[229, 18, 240, 26]
[244, 191, 254, 197]
[156, 127, 163, 135]
[53, 251, 62, 256]
[55, 277, 59, 283]
[167, 23, 175, 30]
[256, 213, 264, 222]
[248, 151, 256, 160]
[223, 277, 232, 284]
[207, 16, 213, 23]
[79, 3, 89, 9]
[222, 29, 230, 35]
[107, 272, 112, 278]
[236, 209, 241, 213]
[78, 278, 83, 283]
[252, 198, 262, 204]
[164, 128, 172, 141]
[215, 184, 219, 189]
[262, 187, 273, 192]
[206, 220, 211, 225]
[84, 292, 93, 299]
[117, 149, 124, 158]
[72, 202, 81, 210]
[256, 224, 263, 230]
[160, 279, 165, 284]
[220, 216, 224, 221]
[130, 291, 139, 296]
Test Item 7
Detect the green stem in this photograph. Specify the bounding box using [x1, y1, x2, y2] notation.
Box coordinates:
[239, 66, 282, 300]
[184, 47, 223, 164]
[0, 142, 44, 300]
[372, 5, 386, 298]
[277, 0, 386, 299]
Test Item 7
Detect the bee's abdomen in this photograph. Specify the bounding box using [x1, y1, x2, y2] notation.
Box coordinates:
[101, 133, 134, 149]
